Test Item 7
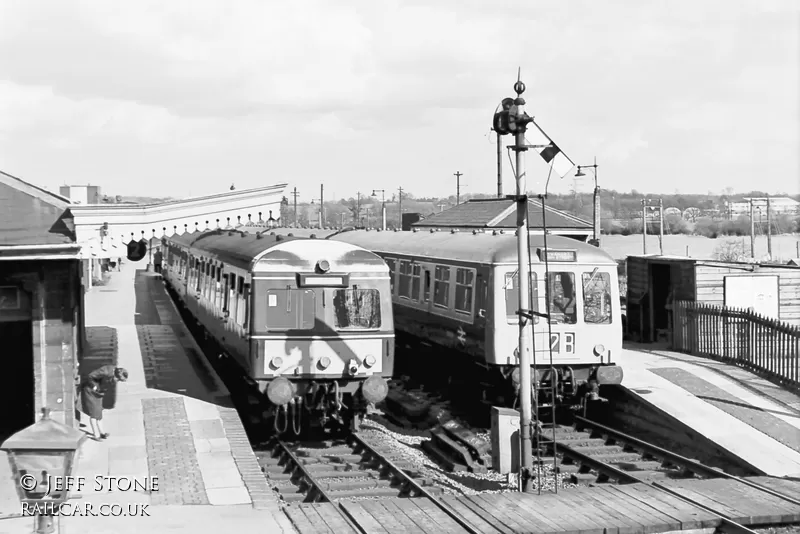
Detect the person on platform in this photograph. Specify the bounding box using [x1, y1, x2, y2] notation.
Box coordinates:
[80, 365, 128, 441]
[153, 247, 163, 274]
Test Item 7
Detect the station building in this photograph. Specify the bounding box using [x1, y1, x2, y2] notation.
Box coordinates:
[0, 170, 287, 437]
[410, 198, 594, 242]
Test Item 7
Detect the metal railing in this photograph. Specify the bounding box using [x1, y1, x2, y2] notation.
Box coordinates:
[672, 301, 800, 390]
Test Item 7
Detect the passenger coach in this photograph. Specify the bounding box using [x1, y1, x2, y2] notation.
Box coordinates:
[161, 229, 394, 433]
[328, 228, 623, 409]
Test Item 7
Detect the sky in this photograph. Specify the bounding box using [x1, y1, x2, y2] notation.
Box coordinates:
[0, 0, 798, 202]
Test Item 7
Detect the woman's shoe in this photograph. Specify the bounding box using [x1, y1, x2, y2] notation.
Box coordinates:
[100, 433, 110, 439]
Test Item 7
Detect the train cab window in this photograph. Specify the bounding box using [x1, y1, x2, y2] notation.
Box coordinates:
[547, 272, 577, 325]
[433, 266, 450, 308]
[333, 288, 381, 329]
[454, 268, 474, 314]
[265, 289, 315, 331]
[582, 271, 613, 324]
[504, 272, 538, 324]
[385, 259, 396, 293]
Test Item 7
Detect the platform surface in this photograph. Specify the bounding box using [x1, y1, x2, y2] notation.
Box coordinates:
[0, 259, 296, 533]
[617, 343, 800, 477]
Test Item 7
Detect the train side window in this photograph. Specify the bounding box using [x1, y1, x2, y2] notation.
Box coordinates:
[333, 288, 381, 329]
[454, 268, 474, 314]
[242, 283, 251, 328]
[385, 258, 396, 294]
[582, 271, 613, 324]
[547, 272, 577, 325]
[433, 266, 450, 308]
[223, 274, 230, 311]
[265, 289, 315, 330]
[504, 272, 539, 324]
[398, 261, 411, 299]
[423, 269, 430, 302]
[411, 264, 421, 302]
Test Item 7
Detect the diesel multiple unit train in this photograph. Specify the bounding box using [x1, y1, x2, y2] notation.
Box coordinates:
[328, 228, 624, 409]
[160, 229, 394, 433]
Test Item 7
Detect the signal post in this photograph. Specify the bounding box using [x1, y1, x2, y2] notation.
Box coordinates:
[493, 77, 537, 492]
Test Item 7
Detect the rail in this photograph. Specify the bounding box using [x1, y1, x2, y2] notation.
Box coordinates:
[672, 301, 800, 389]
[574, 416, 800, 507]
[540, 429, 763, 534]
[273, 440, 337, 503]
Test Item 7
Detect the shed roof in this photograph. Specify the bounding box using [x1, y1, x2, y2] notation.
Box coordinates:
[411, 198, 591, 230]
[0, 170, 75, 245]
[329, 228, 616, 266]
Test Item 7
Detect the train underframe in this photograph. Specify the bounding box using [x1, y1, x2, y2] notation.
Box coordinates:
[258, 376, 387, 435]
[394, 331, 622, 421]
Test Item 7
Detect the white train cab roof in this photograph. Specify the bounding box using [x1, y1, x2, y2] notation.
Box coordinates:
[327, 228, 617, 267]
[164, 229, 389, 274]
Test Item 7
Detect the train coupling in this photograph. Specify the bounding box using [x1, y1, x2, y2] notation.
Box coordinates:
[594, 365, 624, 385]
[361, 375, 389, 404]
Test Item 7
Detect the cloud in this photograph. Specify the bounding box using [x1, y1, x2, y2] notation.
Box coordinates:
[0, 0, 797, 197]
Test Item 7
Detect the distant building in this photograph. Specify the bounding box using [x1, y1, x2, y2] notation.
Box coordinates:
[59, 184, 103, 205]
[411, 198, 593, 241]
[727, 197, 799, 218]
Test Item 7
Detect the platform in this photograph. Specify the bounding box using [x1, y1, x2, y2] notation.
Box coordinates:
[0, 260, 296, 533]
[616, 343, 800, 477]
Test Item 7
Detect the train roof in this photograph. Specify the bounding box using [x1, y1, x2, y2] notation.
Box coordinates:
[164, 229, 388, 272]
[327, 229, 617, 266]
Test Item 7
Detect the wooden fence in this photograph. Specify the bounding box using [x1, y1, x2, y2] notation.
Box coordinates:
[672, 301, 800, 390]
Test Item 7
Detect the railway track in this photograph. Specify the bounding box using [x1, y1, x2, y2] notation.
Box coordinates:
[256, 433, 444, 503]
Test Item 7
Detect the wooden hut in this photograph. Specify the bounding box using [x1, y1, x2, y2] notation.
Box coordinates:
[626, 255, 800, 343]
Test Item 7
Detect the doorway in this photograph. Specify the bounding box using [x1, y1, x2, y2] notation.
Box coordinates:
[650, 263, 672, 342]
[0, 321, 35, 440]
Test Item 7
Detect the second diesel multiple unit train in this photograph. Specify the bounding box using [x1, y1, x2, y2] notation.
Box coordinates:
[160, 229, 395, 433]
[328, 228, 624, 409]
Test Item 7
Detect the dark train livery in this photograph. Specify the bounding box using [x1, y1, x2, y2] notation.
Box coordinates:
[161, 229, 394, 432]
[329, 229, 623, 408]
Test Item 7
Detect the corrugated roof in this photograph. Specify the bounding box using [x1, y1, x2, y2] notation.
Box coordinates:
[0, 170, 76, 245]
[412, 198, 591, 230]
[329, 229, 616, 266]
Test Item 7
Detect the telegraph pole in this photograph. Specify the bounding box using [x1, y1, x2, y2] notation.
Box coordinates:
[658, 198, 664, 255]
[454, 171, 463, 205]
[497, 133, 503, 197]
[749, 198, 756, 258]
[319, 184, 324, 229]
[398, 186, 404, 229]
[291, 187, 299, 228]
[642, 199, 647, 254]
[494, 76, 536, 493]
[356, 192, 361, 226]
[766, 195, 772, 258]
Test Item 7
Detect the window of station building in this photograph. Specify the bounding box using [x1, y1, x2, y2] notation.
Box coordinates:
[385, 258, 396, 293]
[582, 271, 613, 324]
[547, 272, 577, 325]
[433, 266, 450, 308]
[504, 272, 538, 324]
[454, 268, 474, 314]
[333, 288, 381, 329]
[265, 289, 315, 331]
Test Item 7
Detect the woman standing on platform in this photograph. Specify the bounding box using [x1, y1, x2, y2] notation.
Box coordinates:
[80, 365, 128, 441]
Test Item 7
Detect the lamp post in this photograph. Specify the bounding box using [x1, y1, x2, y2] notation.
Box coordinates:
[371, 190, 386, 230]
[1, 408, 87, 534]
[575, 158, 600, 247]
[267, 210, 277, 229]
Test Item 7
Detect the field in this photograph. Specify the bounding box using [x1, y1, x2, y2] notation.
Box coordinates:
[600, 234, 800, 261]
